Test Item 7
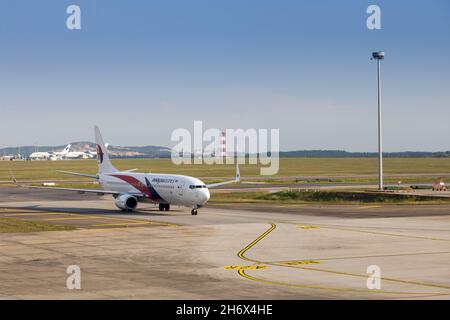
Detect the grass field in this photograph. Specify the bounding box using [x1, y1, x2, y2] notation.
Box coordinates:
[0, 217, 75, 233]
[1, 157, 450, 182]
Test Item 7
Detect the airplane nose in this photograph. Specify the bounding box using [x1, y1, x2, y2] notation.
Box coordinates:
[200, 189, 210, 204]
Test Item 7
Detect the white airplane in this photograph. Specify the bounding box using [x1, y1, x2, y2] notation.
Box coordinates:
[62, 145, 95, 159]
[29, 144, 71, 160]
[29, 151, 52, 160]
[52, 144, 72, 160]
[17, 126, 240, 215]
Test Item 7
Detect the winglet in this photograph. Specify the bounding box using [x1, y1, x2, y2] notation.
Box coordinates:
[206, 163, 241, 189]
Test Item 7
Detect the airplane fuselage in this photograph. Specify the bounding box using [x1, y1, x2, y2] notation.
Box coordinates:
[99, 172, 210, 207]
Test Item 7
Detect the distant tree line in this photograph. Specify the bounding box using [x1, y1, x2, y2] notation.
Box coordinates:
[2, 144, 450, 159]
[278, 150, 450, 158]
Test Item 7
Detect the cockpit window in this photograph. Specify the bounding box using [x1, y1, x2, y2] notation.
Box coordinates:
[189, 185, 207, 189]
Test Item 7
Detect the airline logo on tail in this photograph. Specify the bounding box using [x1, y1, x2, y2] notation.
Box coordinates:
[62, 144, 71, 154]
[96, 144, 104, 164]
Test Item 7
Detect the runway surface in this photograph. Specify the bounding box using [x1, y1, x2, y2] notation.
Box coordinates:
[1, 187, 450, 299]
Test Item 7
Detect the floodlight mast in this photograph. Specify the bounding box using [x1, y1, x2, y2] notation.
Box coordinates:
[372, 51, 385, 191]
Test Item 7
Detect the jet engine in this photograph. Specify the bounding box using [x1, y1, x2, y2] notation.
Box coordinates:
[114, 194, 138, 211]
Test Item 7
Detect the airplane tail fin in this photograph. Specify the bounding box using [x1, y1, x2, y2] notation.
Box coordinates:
[94, 126, 118, 174]
[62, 144, 71, 154]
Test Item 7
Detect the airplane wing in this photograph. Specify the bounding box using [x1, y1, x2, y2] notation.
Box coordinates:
[17, 184, 121, 196]
[207, 164, 240, 189]
[56, 169, 137, 177]
[12, 177, 141, 197]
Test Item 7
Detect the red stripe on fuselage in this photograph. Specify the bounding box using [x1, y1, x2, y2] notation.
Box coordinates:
[111, 174, 151, 198]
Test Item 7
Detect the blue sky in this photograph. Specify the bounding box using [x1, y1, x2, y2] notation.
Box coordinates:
[0, 0, 449, 151]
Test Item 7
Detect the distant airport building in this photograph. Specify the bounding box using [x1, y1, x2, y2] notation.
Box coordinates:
[1, 154, 23, 161]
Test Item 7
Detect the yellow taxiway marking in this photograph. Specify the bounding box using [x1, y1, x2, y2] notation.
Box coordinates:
[279, 263, 450, 292]
[319, 225, 450, 242]
[298, 225, 320, 229]
[0, 208, 24, 212]
[86, 226, 160, 232]
[45, 216, 100, 221]
[91, 221, 153, 227]
[279, 260, 320, 266]
[224, 265, 268, 270]
[92, 220, 173, 227]
[273, 204, 307, 208]
[4, 212, 69, 217]
[310, 251, 450, 261]
[80, 214, 177, 227]
[237, 223, 276, 263]
[292, 222, 450, 242]
[234, 222, 450, 295]
[237, 269, 448, 296]
[0, 207, 55, 213]
[357, 205, 382, 209]
[0, 208, 37, 212]
[2, 208, 177, 228]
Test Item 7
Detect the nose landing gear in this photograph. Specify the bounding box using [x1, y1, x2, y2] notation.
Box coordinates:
[191, 205, 200, 215]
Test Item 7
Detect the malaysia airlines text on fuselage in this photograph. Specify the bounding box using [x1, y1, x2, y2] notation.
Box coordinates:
[100, 172, 210, 207]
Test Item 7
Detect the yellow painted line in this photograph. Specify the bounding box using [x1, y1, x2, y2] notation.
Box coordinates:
[237, 223, 276, 263]
[279, 260, 320, 266]
[0, 207, 48, 213]
[5, 209, 177, 227]
[224, 265, 267, 270]
[234, 223, 450, 294]
[273, 204, 307, 208]
[290, 220, 450, 242]
[82, 215, 178, 227]
[86, 226, 156, 232]
[0, 209, 30, 213]
[320, 225, 450, 242]
[4, 212, 69, 217]
[237, 269, 448, 295]
[279, 264, 450, 292]
[357, 205, 382, 209]
[307, 251, 450, 262]
[45, 216, 100, 221]
[91, 221, 153, 227]
[298, 225, 320, 229]
[91, 220, 173, 227]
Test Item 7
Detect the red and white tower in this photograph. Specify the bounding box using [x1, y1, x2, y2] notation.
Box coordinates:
[219, 130, 226, 159]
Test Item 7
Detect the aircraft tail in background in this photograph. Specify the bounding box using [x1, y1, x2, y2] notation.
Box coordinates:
[94, 126, 118, 174]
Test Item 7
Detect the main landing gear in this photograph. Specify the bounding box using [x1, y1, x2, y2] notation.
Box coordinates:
[159, 203, 170, 211]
